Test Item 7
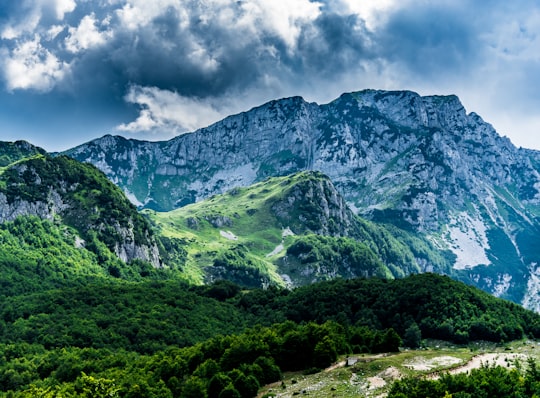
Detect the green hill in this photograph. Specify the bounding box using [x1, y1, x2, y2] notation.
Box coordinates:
[0, 151, 168, 295]
[147, 171, 455, 287]
[0, 140, 45, 168]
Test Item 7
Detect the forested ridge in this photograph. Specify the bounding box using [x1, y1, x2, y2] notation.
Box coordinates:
[0, 154, 154, 249]
[0, 216, 182, 297]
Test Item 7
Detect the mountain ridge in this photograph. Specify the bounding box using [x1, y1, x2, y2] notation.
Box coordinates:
[66, 90, 539, 217]
[64, 89, 540, 310]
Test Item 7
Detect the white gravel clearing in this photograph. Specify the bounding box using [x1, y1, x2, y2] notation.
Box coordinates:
[405, 355, 462, 371]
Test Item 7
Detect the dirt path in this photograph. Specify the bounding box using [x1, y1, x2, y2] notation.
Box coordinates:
[405, 355, 462, 371]
[256, 351, 529, 397]
[426, 353, 527, 379]
[325, 353, 389, 372]
[325, 360, 346, 372]
[448, 353, 526, 374]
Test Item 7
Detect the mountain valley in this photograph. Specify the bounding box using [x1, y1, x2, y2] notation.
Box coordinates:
[2, 89, 540, 397]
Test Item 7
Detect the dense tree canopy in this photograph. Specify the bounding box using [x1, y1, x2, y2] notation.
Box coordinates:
[0, 273, 539, 396]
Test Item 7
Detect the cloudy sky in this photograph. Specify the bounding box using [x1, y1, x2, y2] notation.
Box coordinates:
[0, 0, 539, 152]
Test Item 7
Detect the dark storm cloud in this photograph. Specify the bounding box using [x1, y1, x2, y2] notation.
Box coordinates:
[83, 6, 371, 100]
[1, 0, 540, 150]
[294, 13, 374, 78]
[61, 1, 471, 105]
[376, 3, 480, 79]
[65, 2, 268, 99]
[0, 1, 477, 103]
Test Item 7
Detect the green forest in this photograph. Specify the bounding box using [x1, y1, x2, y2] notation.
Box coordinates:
[1, 267, 540, 396]
[0, 213, 539, 396]
[388, 359, 540, 398]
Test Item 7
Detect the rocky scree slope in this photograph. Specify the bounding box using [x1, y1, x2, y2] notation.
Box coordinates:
[66, 90, 540, 309]
[0, 151, 160, 267]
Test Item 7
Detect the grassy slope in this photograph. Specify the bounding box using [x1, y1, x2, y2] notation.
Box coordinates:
[145, 171, 454, 286]
[0, 141, 45, 168]
[146, 172, 317, 284]
[258, 340, 540, 398]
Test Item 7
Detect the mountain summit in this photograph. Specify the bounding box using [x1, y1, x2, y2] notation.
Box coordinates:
[65, 89, 540, 309]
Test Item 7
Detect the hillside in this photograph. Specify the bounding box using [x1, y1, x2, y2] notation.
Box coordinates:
[0, 148, 169, 294]
[1, 274, 539, 396]
[0, 153, 536, 398]
[146, 171, 454, 287]
[65, 89, 540, 310]
[0, 142, 453, 294]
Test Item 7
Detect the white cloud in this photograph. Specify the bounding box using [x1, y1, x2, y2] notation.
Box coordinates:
[65, 13, 112, 53]
[1, 0, 76, 40]
[46, 24, 66, 40]
[2, 35, 70, 92]
[1, 10, 41, 40]
[237, 0, 322, 49]
[52, 0, 77, 20]
[117, 85, 225, 133]
[116, 0, 184, 30]
[114, 0, 322, 49]
[187, 41, 220, 73]
[487, 9, 540, 62]
[326, 0, 399, 29]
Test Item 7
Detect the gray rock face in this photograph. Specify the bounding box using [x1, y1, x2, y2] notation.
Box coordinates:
[65, 89, 540, 309]
[0, 190, 159, 267]
[0, 191, 68, 223]
[67, 91, 539, 216]
[112, 224, 161, 267]
[270, 172, 359, 237]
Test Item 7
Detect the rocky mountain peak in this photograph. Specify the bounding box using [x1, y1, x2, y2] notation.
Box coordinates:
[64, 90, 540, 225]
[270, 171, 358, 237]
[333, 90, 467, 131]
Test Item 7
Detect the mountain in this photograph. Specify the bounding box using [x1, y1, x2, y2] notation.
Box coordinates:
[65, 89, 540, 310]
[1, 141, 540, 395]
[0, 149, 162, 292]
[145, 171, 454, 287]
